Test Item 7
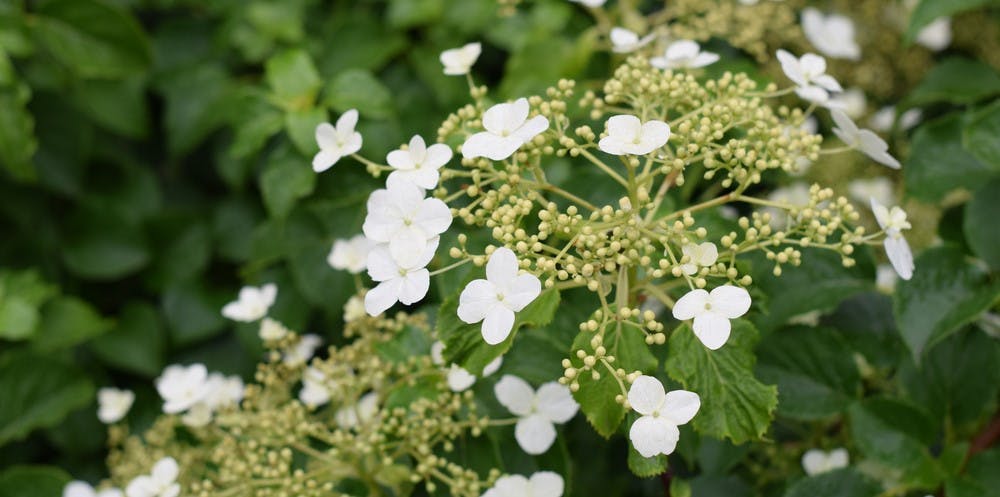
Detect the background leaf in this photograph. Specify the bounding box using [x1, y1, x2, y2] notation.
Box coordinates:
[0, 352, 94, 446]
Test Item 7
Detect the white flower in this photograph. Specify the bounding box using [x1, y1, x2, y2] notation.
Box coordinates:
[221, 283, 277, 322]
[440, 42, 481, 76]
[598, 115, 671, 156]
[871, 198, 914, 281]
[627, 376, 700, 458]
[258, 317, 289, 341]
[482, 472, 564, 497]
[829, 88, 867, 119]
[299, 367, 332, 407]
[801, 8, 861, 60]
[180, 403, 213, 428]
[343, 295, 367, 323]
[802, 448, 849, 475]
[876, 264, 898, 293]
[430, 341, 503, 392]
[125, 457, 180, 497]
[156, 364, 209, 414]
[362, 179, 451, 266]
[203, 373, 243, 410]
[97, 387, 134, 424]
[494, 375, 579, 455]
[650, 40, 720, 70]
[457, 247, 542, 345]
[283, 334, 323, 366]
[327, 235, 371, 274]
[364, 239, 438, 316]
[312, 110, 362, 173]
[916, 18, 952, 52]
[335, 392, 379, 429]
[672, 285, 752, 350]
[848, 177, 894, 207]
[569, 0, 606, 7]
[868, 106, 922, 133]
[461, 98, 549, 161]
[610, 27, 655, 53]
[775, 50, 843, 104]
[386, 135, 453, 189]
[680, 242, 718, 275]
[64, 481, 123, 497]
[831, 109, 901, 169]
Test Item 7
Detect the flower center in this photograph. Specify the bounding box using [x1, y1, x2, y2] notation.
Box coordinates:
[703, 302, 712, 311]
[496, 292, 505, 302]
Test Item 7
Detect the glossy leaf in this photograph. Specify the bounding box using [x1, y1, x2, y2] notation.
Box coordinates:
[906, 114, 995, 202]
[0, 352, 94, 445]
[848, 398, 943, 488]
[904, 58, 1000, 107]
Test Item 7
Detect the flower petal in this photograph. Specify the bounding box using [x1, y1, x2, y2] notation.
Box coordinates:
[513, 115, 550, 143]
[423, 143, 453, 169]
[397, 268, 430, 305]
[692, 312, 732, 350]
[627, 375, 665, 416]
[672, 289, 709, 321]
[315, 123, 338, 150]
[458, 279, 498, 324]
[709, 285, 752, 318]
[482, 306, 516, 344]
[661, 389, 701, 426]
[446, 365, 477, 392]
[335, 109, 358, 135]
[529, 472, 565, 497]
[486, 247, 519, 288]
[504, 98, 531, 134]
[386, 148, 414, 171]
[364, 279, 402, 316]
[151, 457, 179, 485]
[884, 235, 914, 280]
[366, 247, 399, 282]
[494, 374, 536, 416]
[629, 416, 680, 458]
[535, 382, 579, 423]
[504, 274, 541, 312]
[414, 197, 453, 236]
[515, 413, 557, 455]
[312, 150, 341, 173]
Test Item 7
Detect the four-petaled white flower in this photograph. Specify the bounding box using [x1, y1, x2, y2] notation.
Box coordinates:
[680, 242, 718, 275]
[64, 481, 123, 497]
[283, 334, 323, 366]
[221, 283, 277, 322]
[125, 457, 180, 497]
[627, 375, 700, 458]
[672, 285, 752, 350]
[299, 367, 333, 407]
[202, 372, 244, 410]
[156, 364, 210, 414]
[430, 341, 503, 392]
[313, 110, 362, 173]
[801, 8, 861, 60]
[871, 198, 914, 281]
[363, 179, 451, 266]
[775, 50, 843, 104]
[598, 115, 671, 156]
[917, 18, 952, 52]
[335, 392, 379, 429]
[364, 239, 438, 316]
[802, 448, 849, 475]
[650, 40, 720, 70]
[97, 387, 134, 424]
[482, 472, 565, 497]
[457, 247, 542, 345]
[327, 234, 371, 274]
[831, 109, 901, 169]
[610, 27, 655, 53]
[461, 98, 549, 161]
[494, 375, 579, 455]
[440, 42, 481, 76]
[387, 135, 453, 189]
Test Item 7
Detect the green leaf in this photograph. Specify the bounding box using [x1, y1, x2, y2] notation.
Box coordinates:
[906, 114, 996, 202]
[70, 76, 149, 139]
[324, 69, 394, 120]
[664, 320, 777, 444]
[906, 0, 1000, 43]
[318, 16, 408, 75]
[963, 101, 1000, 170]
[0, 80, 36, 181]
[158, 63, 234, 158]
[0, 466, 71, 497]
[783, 468, 881, 497]
[894, 246, 1000, 360]
[31, 296, 110, 351]
[90, 301, 166, 377]
[945, 448, 1000, 497]
[905, 58, 1000, 108]
[162, 282, 228, 347]
[32, 0, 150, 78]
[388, 0, 444, 28]
[627, 440, 668, 477]
[756, 327, 861, 421]
[439, 288, 560, 375]
[375, 324, 433, 364]
[285, 107, 328, 156]
[0, 352, 94, 445]
[260, 149, 316, 219]
[62, 221, 150, 280]
[848, 398, 943, 488]
[229, 98, 284, 160]
[265, 48, 321, 110]
[0, 298, 38, 340]
[965, 178, 1000, 270]
[145, 218, 212, 290]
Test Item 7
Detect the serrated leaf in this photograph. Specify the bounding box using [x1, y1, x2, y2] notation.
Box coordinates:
[438, 288, 559, 375]
[906, 114, 996, 202]
[627, 440, 668, 477]
[0, 352, 94, 445]
[783, 468, 881, 497]
[963, 100, 1000, 169]
[664, 320, 777, 444]
[848, 398, 943, 488]
[756, 327, 861, 420]
[32, 0, 150, 78]
[894, 246, 1000, 361]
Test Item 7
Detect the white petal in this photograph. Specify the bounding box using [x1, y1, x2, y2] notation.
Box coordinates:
[335, 109, 358, 135]
[610, 27, 639, 48]
[482, 306, 516, 345]
[795, 85, 831, 104]
[637, 120, 671, 153]
[884, 235, 914, 281]
[597, 136, 627, 155]
[414, 197, 453, 236]
[482, 355, 504, 376]
[461, 132, 522, 161]
[397, 269, 430, 305]
[692, 312, 732, 350]
[504, 98, 531, 134]
[125, 476, 155, 497]
[315, 122, 338, 150]
[666, 40, 700, 61]
[858, 130, 900, 169]
[494, 374, 536, 416]
[481, 101, 512, 135]
[364, 279, 402, 316]
[503, 274, 541, 312]
[605, 114, 641, 141]
[672, 289, 709, 320]
[151, 457, 179, 485]
[661, 389, 701, 426]
[492, 475, 530, 497]
[709, 285, 752, 318]
[64, 481, 96, 497]
[423, 143, 453, 169]
[529, 472, 565, 497]
[513, 115, 550, 143]
[627, 375, 665, 416]
[690, 52, 720, 68]
[515, 413, 557, 455]
[535, 382, 579, 423]
[629, 416, 680, 458]
[486, 247, 519, 288]
[386, 148, 414, 171]
[776, 49, 804, 86]
[458, 279, 499, 324]
[446, 365, 477, 391]
[802, 449, 828, 476]
[366, 246, 399, 282]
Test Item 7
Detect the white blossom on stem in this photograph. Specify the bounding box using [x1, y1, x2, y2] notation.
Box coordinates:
[802, 448, 849, 475]
[482, 472, 564, 497]
[598, 115, 671, 156]
[298, 367, 332, 407]
[871, 198, 914, 280]
[801, 8, 861, 60]
[125, 457, 180, 497]
[672, 285, 752, 350]
[283, 334, 323, 366]
[97, 387, 134, 424]
[680, 242, 718, 275]
[156, 364, 210, 414]
[775, 50, 843, 104]
[313, 110, 362, 173]
[386, 135, 453, 189]
[831, 109, 901, 169]
[494, 375, 579, 455]
[221, 283, 277, 322]
[363, 179, 451, 266]
[627, 375, 700, 458]
[335, 392, 379, 429]
[457, 247, 541, 345]
[461, 98, 549, 161]
[440, 42, 481, 75]
[610, 27, 655, 53]
[650, 40, 719, 70]
[327, 235, 371, 274]
[364, 239, 438, 316]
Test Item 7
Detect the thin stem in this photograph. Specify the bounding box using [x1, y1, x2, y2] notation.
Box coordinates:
[429, 258, 471, 276]
[577, 148, 629, 188]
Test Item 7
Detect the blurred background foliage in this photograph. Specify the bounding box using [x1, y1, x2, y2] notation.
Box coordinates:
[0, 0, 998, 495]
